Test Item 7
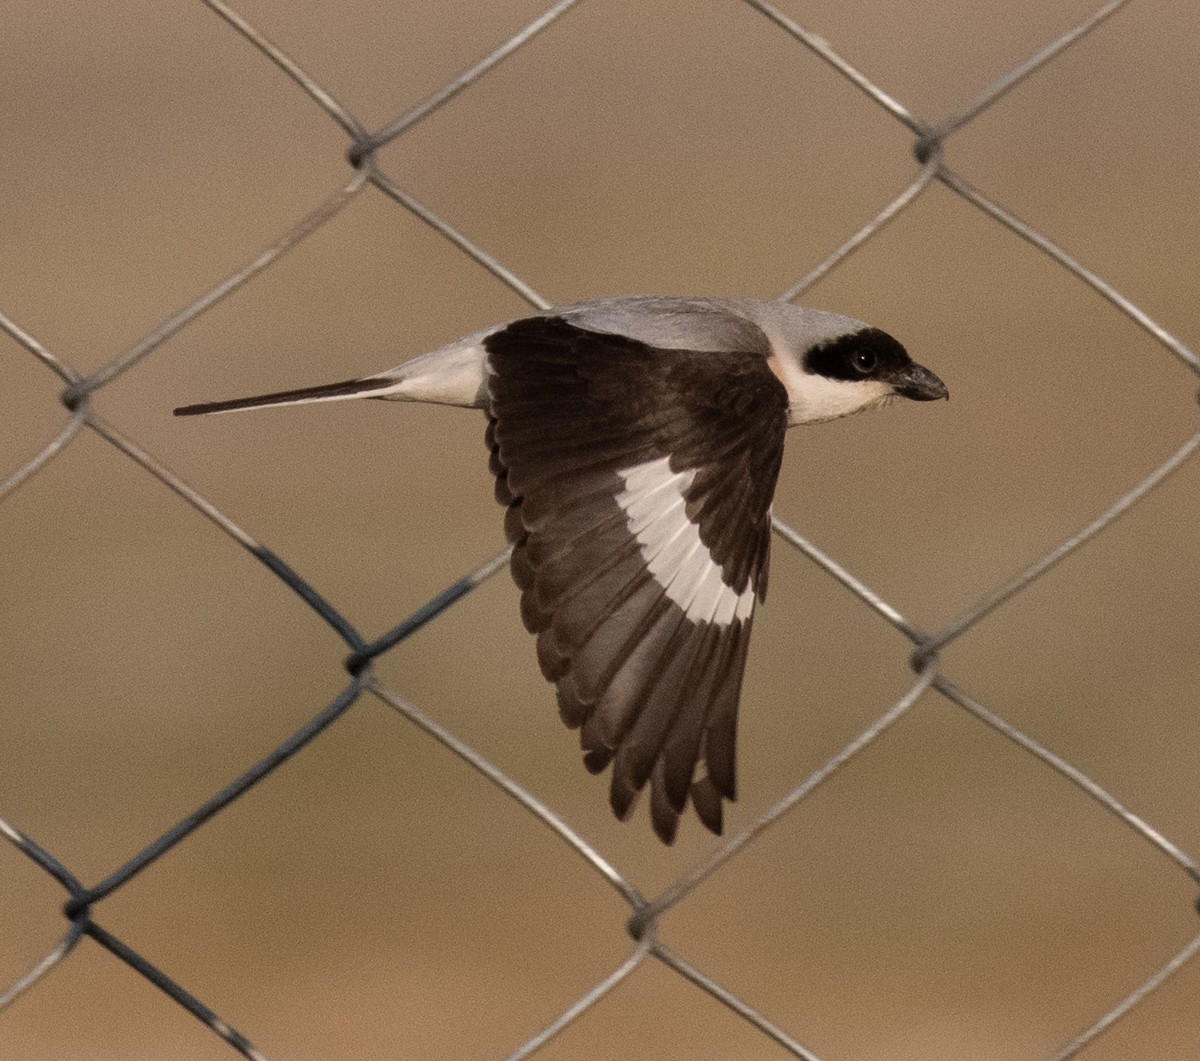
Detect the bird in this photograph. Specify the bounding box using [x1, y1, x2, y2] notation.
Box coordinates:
[175, 295, 947, 844]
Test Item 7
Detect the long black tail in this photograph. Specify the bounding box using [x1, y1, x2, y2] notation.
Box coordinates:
[174, 376, 396, 416]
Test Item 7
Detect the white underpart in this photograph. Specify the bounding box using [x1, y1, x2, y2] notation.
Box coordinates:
[616, 457, 755, 625]
[768, 351, 892, 425]
[365, 327, 494, 409]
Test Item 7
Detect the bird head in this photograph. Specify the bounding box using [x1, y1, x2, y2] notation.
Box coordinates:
[762, 310, 948, 426]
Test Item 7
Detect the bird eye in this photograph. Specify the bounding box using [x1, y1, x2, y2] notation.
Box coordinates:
[852, 349, 878, 374]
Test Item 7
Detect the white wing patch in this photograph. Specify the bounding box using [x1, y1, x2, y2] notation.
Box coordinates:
[616, 457, 755, 626]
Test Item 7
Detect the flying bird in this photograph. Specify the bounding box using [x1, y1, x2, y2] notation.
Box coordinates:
[175, 295, 947, 843]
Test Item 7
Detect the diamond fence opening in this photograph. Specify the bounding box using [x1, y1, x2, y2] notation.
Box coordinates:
[3, 1, 1199, 1058]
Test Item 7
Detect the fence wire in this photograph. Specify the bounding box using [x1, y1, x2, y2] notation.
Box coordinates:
[3, 1, 1199, 1059]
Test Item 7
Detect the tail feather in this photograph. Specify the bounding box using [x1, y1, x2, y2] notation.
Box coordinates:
[173, 376, 400, 416]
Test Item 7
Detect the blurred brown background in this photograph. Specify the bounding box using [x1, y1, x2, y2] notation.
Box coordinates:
[3, 1, 1199, 1058]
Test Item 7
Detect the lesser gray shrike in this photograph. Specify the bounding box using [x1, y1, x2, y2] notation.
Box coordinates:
[177, 295, 948, 843]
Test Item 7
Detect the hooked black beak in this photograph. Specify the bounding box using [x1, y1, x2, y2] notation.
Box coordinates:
[888, 362, 949, 402]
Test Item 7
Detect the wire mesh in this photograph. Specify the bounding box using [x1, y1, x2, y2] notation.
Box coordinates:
[3, 1, 1198, 1058]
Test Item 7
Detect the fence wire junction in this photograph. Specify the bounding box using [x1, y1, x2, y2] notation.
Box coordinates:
[3, 1, 1200, 1059]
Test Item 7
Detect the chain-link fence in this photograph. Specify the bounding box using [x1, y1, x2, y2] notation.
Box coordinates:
[3, 1, 1199, 1058]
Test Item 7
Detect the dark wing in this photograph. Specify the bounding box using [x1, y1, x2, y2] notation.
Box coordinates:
[486, 314, 787, 843]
